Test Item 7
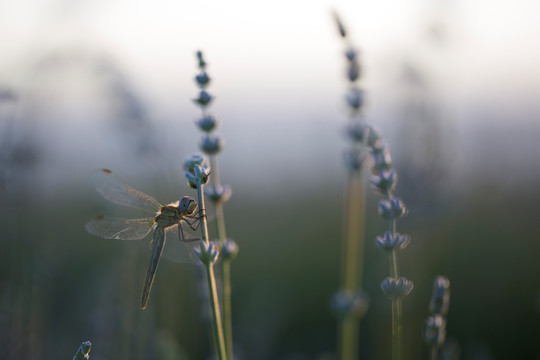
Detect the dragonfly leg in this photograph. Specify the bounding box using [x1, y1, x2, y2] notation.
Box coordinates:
[177, 223, 201, 243]
[184, 216, 202, 231]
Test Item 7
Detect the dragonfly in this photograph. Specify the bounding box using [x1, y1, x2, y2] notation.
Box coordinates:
[85, 169, 203, 310]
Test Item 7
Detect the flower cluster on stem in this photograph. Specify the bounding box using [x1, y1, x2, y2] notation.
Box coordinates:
[366, 127, 413, 360]
[331, 12, 369, 360]
[367, 125, 413, 360]
[184, 154, 227, 360]
[73, 341, 91, 360]
[193, 50, 236, 360]
[424, 276, 450, 360]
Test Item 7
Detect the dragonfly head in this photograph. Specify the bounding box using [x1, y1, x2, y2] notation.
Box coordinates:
[179, 196, 197, 215]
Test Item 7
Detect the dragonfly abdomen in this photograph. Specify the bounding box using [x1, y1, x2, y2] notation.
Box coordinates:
[140, 228, 167, 310]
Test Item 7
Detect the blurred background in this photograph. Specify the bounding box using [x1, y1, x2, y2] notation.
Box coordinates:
[1, 0, 540, 359]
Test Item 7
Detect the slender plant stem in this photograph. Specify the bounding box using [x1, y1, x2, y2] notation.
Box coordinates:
[338, 168, 366, 360]
[197, 184, 228, 360]
[387, 194, 402, 360]
[209, 155, 234, 360]
[430, 345, 439, 360]
[391, 298, 402, 360]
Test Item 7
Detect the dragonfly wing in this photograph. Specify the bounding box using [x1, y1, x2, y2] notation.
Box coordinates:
[85, 216, 154, 240]
[161, 223, 201, 265]
[92, 169, 162, 213]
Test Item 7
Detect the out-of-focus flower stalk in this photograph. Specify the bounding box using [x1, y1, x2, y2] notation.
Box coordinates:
[185, 156, 228, 360]
[193, 51, 237, 360]
[331, 12, 369, 360]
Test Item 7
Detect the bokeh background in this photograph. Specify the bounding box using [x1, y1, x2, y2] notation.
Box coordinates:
[1, 0, 540, 359]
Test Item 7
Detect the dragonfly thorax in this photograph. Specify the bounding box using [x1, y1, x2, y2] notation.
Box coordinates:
[154, 196, 197, 229]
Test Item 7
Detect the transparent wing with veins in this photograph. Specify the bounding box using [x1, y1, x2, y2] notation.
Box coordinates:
[158, 223, 202, 264]
[92, 169, 162, 213]
[85, 216, 155, 240]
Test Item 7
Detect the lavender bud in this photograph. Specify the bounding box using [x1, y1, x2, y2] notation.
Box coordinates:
[345, 122, 368, 143]
[378, 198, 407, 220]
[196, 50, 206, 69]
[193, 241, 220, 265]
[333, 12, 347, 38]
[221, 238, 239, 261]
[346, 87, 364, 111]
[200, 134, 224, 155]
[371, 146, 392, 174]
[183, 153, 208, 173]
[430, 276, 450, 316]
[195, 114, 219, 132]
[73, 341, 92, 360]
[343, 148, 366, 171]
[193, 90, 213, 107]
[366, 126, 382, 150]
[195, 72, 211, 88]
[380, 277, 414, 300]
[347, 60, 361, 82]
[184, 154, 211, 188]
[369, 169, 397, 195]
[345, 47, 357, 61]
[330, 291, 369, 319]
[375, 232, 410, 252]
[424, 315, 447, 346]
[205, 184, 232, 204]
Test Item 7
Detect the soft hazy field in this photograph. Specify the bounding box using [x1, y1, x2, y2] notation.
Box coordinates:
[2, 1, 540, 359]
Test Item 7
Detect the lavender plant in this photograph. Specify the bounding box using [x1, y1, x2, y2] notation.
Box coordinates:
[330, 13, 370, 360]
[193, 50, 237, 360]
[331, 13, 413, 360]
[72, 341, 91, 360]
[370, 127, 414, 360]
[184, 154, 228, 360]
[424, 276, 450, 360]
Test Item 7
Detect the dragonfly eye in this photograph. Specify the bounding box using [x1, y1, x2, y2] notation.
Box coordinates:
[178, 196, 195, 211]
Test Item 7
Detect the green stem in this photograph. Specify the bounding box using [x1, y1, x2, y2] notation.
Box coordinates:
[388, 208, 402, 360]
[337, 168, 366, 360]
[210, 155, 234, 360]
[222, 259, 233, 359]
[429, 345, 439, 360]
[197, 184, 228, 360]
[391, 298, 402, 360]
